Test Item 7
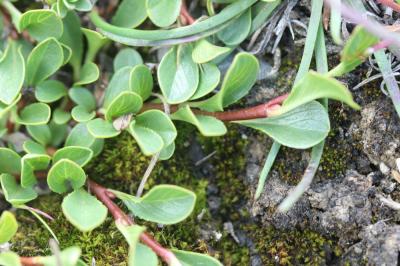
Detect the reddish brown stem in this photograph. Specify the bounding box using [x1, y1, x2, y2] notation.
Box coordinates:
[20, 257, 41, 266]
[377, 0, 400, 12]
[141, 93, 289, 121]
[180, 0, 195, 25]
[87, 180, 179, 265]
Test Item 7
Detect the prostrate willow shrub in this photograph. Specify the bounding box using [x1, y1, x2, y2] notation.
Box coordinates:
[0, 0, 389, 265]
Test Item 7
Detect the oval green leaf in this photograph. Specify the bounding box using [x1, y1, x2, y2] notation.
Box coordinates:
[21, 154, 51, 188]
[87, 118, 121, 139]
[53, 146, 93, 167]
[129, 64, 153, 101]
[172, 250, 223, 266]
[217, 9, 252, 46]
[47, 159, 87, 194]
[35, 80, 67, 103]
[146, 0, 181, 28]
[0, 211, 18, 244]
[16, 103, 51, 125]
[105, 91, 143, 121]
[114, 48, 143, 72]
[1, 174, 38, 205]
[192, 39, 230, 64]
[19, 10, 63, 42]
[0, 148, 21, 175]
[190, 63, 220, 100]
[112, 0, 147, 28]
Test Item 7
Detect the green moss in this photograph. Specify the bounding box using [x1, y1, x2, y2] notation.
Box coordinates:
[12, 194, 128, 265]
[246, 225, 342, 265]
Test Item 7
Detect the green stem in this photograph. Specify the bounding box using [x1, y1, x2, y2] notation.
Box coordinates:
[1, 0, 21, 28]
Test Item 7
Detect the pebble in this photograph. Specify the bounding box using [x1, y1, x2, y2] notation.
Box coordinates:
[379, 162, 390, 175]
[396, 158, 400, 172]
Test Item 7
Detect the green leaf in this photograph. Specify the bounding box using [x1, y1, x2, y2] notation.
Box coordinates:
[158, 45, 199, 104]
[19, 10, 63, 42]
[112, 0, 147, 28]
[159, 142, 175, 161]
[329, 26, 379, 77]
[62, 189, 107, 232]
[0, 41, 25, 105]
[87, 118, 121, 138]
[60, 11, 83, 77]
[21, 154, 51, 188]
[128, 121, 163, 156]
[103, 66, 133, 108]
[71, 106, 96, 122]
[134, 110, 177, 146]
[37, 246, 81, 266]
[192, 39, 230, 64]
[0, 95, 21, 119]
[118, 185, 196, 224]
[74, 62, 100, 86]
[16, 103, 51, 125]
[190, 63, 220, 100]
[146, 0, 181, 28]
[129, 65, 153, 101]
[1, 174, 38, 205]
[63, 0, 95, 12]
[274, 71, 360, 115]
[193, 52, 259, 111]
[27, 124, 52, 146]
[105, 91, 143, 121]
[61, 43, 72, 65]
[172, 250, 223, 266]
[53, 146, 93, 167]
[115, 222, 145, 246]
[23, 140, 47, 155]
[171, 105, 226, 136]
[53, 108, 71, 124]
[65, 123, 105, 156]
[90, 0, 257, 46]
[26, 38, 64, 86]
[129, 243, 158, 266]
[82, 28, 108, 63]
[47, 159, 87, 193]
[114, 48, 143, 72]
[235, 101, 330, 149]
[217, 9, 252, 46]
[0, 148, 21, 175]
[0, 211, 18, 244]
[0, 251, 21, 266]
[69, 87, 96, 111]
[35, 80, 67, 103]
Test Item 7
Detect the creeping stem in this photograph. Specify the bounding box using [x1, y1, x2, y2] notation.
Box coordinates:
[141, 93, 289, 121]
[88, 180, 180, 266]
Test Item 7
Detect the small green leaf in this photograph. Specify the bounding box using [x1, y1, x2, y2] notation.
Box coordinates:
[71, 106, 96, 122]
[82, 28, 108, 63]
[47, 159, 87, 194]
[53, 146, 93, 167]
[62, 189, 107, 232]
[0, 95, 21, 119]
[74, 62, 100, 86]
[112, 0, 147, 28]
[0, 41, 25, 105]
[53, 108, 71, 124]
[329, 26, 379, 77]
[146, 0, 181, 27]
[129, 64, 153, 101]
[192, 39, 230, 64]
[235, 101, 330, 149]
[27, 124, 52, 146]
[1, 174, 38, 205]
[103, 66, 133, 108]
[114, 48, 143, 72]
[275, 71, 360, 115]
[172, 250, 223, 266]
[23, 140, 47, 155]
[0, 148, 21, 175]
[171, 105, 227, 136]
[193, 52, 259, 111]
[65, 123, 105, 156]
[19, 10, 63, 41]
[37, 246, 81, 266]
[158, 45, 199, 104]
[21, 154, 51, 188]
[16, 103, 51, 125]
[159, 142, 175, 161]
[118, 185, 196, 224]
[26, 38, 64, 86]
[61, 43, 72, 65]
[217, 9, 252, 46]
[134, 110, 177, 146]
[63, 0, 95, 11]
[69, 87, 96, 111]
[87, 118, 121, 138]
[60, 11, 83, 76]
[0, 251, 21, 266]
[128, 121, 164, 156]
[129, 243, 158, 266]
[105, 91, 143, 121]
[0, 211, 18, 244]
[190, 63, 220, 100]
[35, 80, 67, 103]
